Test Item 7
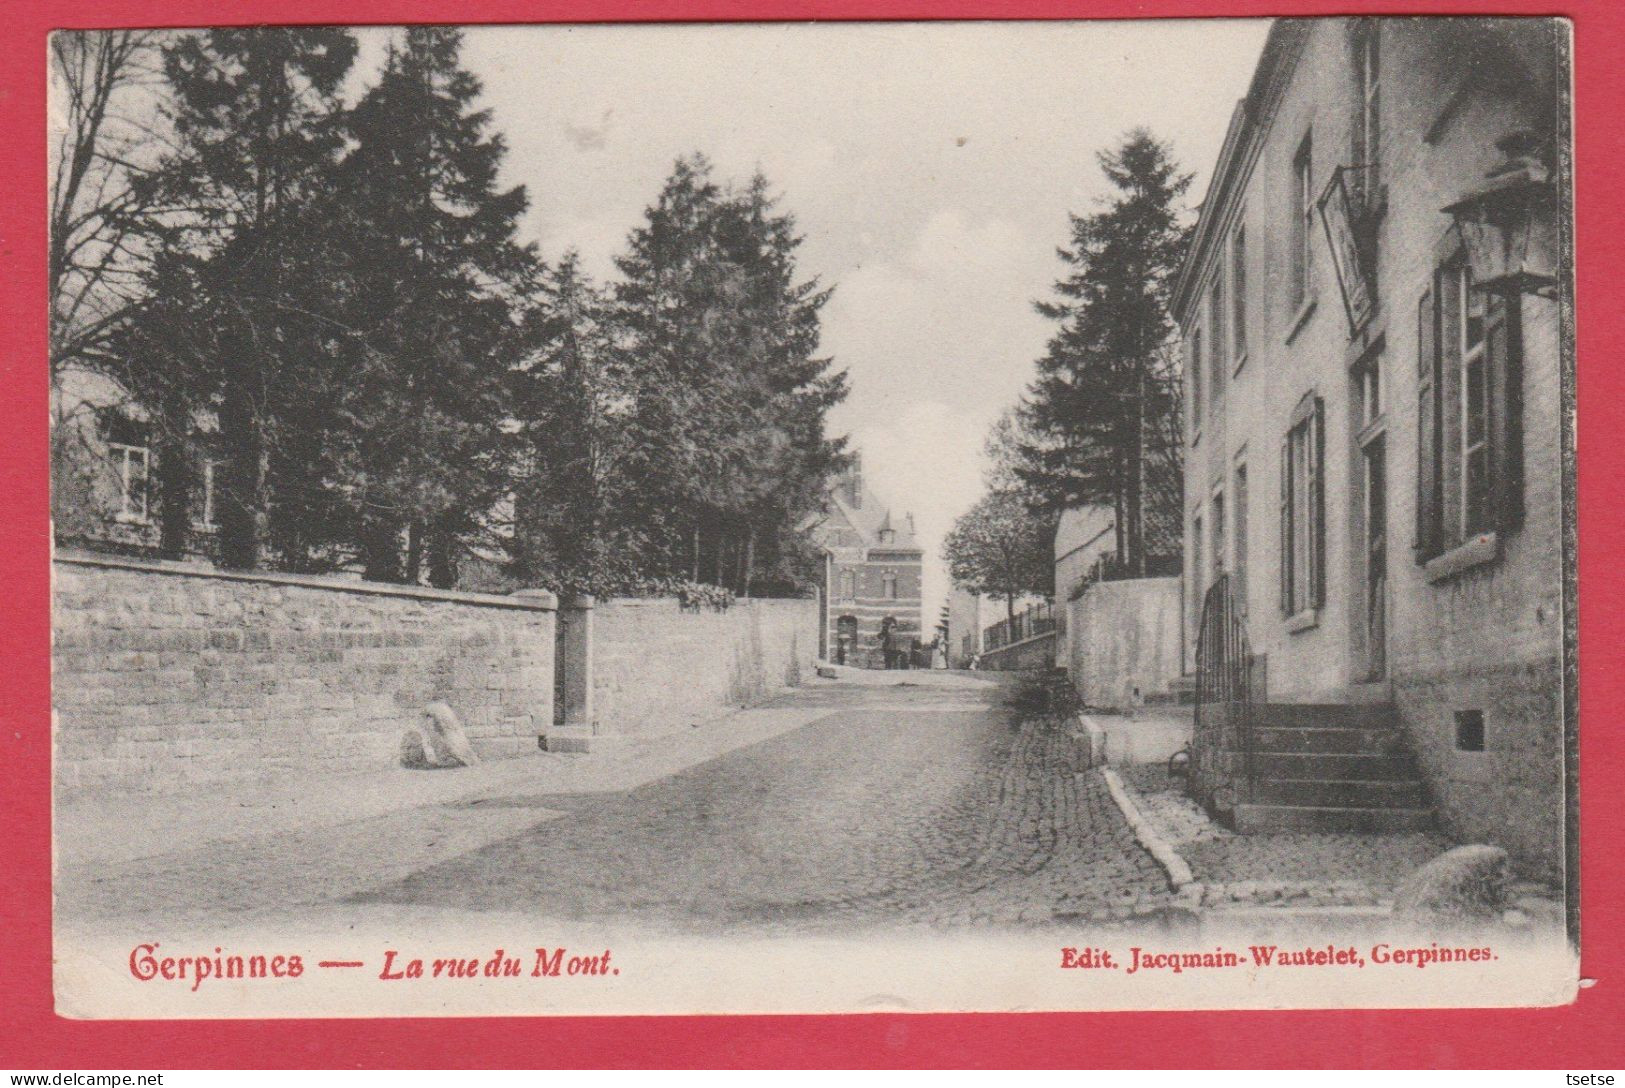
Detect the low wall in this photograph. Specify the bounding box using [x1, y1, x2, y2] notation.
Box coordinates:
[592, 597, 818, 737]
[1066, 576, 1181, 710]
[978, 631, 1056, 672]
[52, 555, 556, 793]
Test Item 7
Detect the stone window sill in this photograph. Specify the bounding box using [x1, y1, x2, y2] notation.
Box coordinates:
[1425, 532, 1499, 584]
[1232, 350, 1248, 378]
[1285, 607, 1319, 634]
[1285, 296, 1318, 345]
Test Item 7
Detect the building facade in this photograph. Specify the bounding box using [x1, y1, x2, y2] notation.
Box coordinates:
[809, 455, 925, 668]
[1173, 18, 1568, 876]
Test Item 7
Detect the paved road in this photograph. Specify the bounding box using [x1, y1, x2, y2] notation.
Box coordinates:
[361, 677, 1174, 934]
[61, 674, 1175, 936]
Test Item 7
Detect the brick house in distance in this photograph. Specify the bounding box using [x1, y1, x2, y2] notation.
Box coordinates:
[1173, 18, 1569, 878]
[809, 455, 924, 668]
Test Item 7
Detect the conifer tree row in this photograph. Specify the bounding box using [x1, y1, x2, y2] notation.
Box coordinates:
[64, 28, 846, 597]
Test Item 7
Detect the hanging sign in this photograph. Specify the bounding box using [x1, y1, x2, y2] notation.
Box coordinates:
[1318, 167, 1374, 334]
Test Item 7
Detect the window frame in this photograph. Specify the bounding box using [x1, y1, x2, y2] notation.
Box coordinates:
[1189, 324, 1204, 440]
[1291, 133, 1315, 311]
[108, 440, 150, 523]
[1231, 222, 1248, 369]
[1280, 394, 1326, 619]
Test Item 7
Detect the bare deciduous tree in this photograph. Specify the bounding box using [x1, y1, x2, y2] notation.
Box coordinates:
[49, 29, 163, 381]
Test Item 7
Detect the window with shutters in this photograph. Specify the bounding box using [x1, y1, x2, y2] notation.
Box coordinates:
[1415, 251, 1524, 573]
[1189, 326, 1204, 439]
[1233, 459, 1249, 617]
[1352, 20, 1381, 204]
[99, 410, 151, 523]
[1280, 394, 1325, 618]
[1191, 512, 1204, 612]
[1231, 224, 1248, 367]
[1291, 134, 1314, 310]
[1208, 274, 1226, 408]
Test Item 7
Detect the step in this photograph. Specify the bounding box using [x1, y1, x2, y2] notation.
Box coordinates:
[1251, 703, 1397, 731]
[1233, 804, 1436, 833]
[1250, 726, 1408, 755]
[1248, 777, 1426, 809]
[1216, 751, 1415, 780]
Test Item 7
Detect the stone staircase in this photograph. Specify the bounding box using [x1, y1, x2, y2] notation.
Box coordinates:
[1228, 702, 1435, 833]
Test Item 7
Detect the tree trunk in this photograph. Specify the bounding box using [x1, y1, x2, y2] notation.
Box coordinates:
[154, 425, 192, 562]
[1127, 365, 1147, 576]
[427, 516, 458, 589]
[741, 528, 756, 598]
[406, 520, 424, 584]
[360, 516, 403, 583]
[216, 346, 263, 571]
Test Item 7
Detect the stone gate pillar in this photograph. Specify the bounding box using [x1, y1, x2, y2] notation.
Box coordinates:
[546, 592, 598, 752]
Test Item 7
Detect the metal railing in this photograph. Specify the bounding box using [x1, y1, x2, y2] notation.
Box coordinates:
[1190, 573, 1255, 815]
[983, 601, 1055, 651]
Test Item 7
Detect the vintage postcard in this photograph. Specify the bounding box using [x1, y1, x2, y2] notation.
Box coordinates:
[48, 16, 1577, 1019]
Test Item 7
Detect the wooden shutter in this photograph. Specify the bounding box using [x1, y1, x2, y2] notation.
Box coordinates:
[1415, 286, 1441, 560]
[1309, 397, 1326, 608]
[1486, 292, 1525, 532]
[1439, 264, 1464, 548]
[1279, 435, 1292, 613]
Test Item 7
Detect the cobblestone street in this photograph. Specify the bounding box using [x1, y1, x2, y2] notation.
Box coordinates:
[59, 673, 1176, 936]
[365, 678, 1175, 934]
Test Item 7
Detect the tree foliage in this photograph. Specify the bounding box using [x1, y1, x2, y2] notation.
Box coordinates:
[1015, 128, 1189, 574]
[51, 31, 847, 601]
[942, 490, 1055, 622]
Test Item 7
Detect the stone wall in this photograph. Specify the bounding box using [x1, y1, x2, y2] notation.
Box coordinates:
[978, 631, 1056, 672]
[1066, 577, 1182, 710]
[52, 554, 556, 793]
[591, 597, 818, 738]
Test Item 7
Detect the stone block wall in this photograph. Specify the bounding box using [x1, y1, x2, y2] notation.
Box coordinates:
[978, 631, 1056, 672]
[52, 554, 556, 793]
[591, 597, 818, 737]
[1066, 577, 1182, 710]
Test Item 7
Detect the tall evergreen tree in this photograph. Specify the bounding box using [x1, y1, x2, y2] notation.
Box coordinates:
[1018, 129, 1189, 575]
[611, 157, 847, 591]
[512, 251, 643, 594]
[331, 27, 538, 585]
[147, 27, 359, 570]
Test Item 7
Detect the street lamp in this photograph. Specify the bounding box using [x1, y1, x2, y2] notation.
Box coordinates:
[1441, 130, 1561, 298]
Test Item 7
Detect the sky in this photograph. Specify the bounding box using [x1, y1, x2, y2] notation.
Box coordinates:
[358, 20, 1271, 613]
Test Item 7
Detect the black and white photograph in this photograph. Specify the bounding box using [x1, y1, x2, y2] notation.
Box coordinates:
[48, 16, 1577, 1017]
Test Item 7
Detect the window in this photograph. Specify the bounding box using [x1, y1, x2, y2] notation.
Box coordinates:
[1291, 134, 1314, 310]
[1353, 20, 1381, 201]
[1231, 225, 1248, 364]
[1415, 256, 1523, 562]
[838, 568, 855, 600]
[100, 411, 150, 523]
[1461, 275, 1492, 535]
[1455, 709, 1485, 753]
[197, 458, 218, 529]
[110, 442, 149, 521]
[1210, 491, 1226, 587]
[1280, 395, 1325, 616]
[883, 571, 898, 600]
[1356, 352, 1382, 430]
[1192, 513, 1205, 603]
[1208, 274, 1226, 406]
[1233, 461, 1249, 615]
[1189, 326, 1204, 436]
